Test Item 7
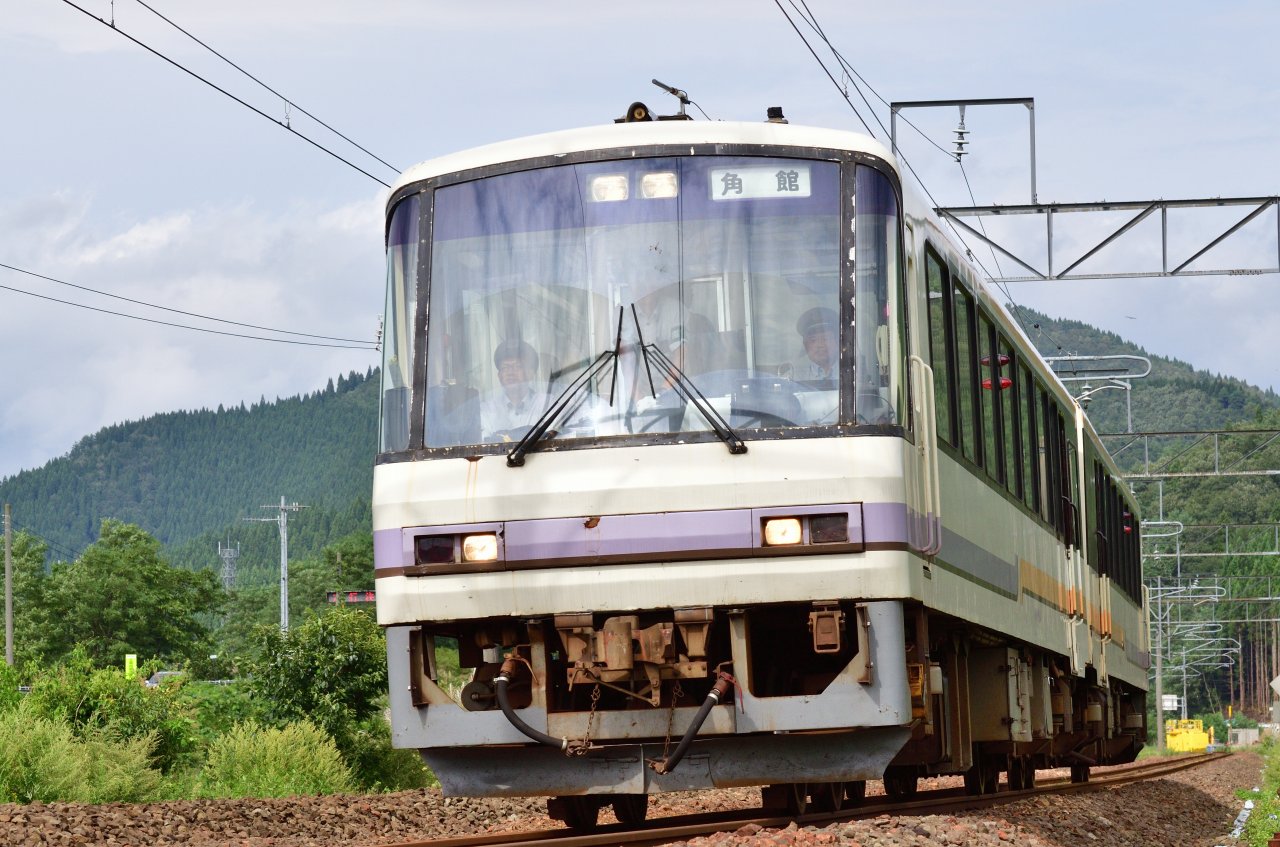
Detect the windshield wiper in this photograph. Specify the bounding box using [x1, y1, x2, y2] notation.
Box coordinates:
[507, 308, 624, 467]
[631, 305, 746, 455]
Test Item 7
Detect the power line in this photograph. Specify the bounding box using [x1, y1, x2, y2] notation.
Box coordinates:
[785, 0, 885, 139]
[11, 522, 81, 563]
[54, 0, 391, 188]
[130, 0, 400, 174]
[773, 2, 1061, 355]
[0, 281, 377, 350]
[0, 261, 369, 344]
[772, 0, 873, 135]
[786, 0, 953, 161]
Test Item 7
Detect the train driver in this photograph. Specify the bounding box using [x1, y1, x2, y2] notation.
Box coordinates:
[481, 340, 550, 441]
[790, 306, 839, 383]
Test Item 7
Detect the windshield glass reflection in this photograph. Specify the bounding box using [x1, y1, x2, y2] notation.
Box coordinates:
[422, 156, 855, 449]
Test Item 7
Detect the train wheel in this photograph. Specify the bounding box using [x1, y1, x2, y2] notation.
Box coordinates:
[762, 783, 809, 815]
[1070, 763, 1090, 784]
[611, 794, 647, 825]
[808, 781, 844, 813]
[1021, 760, 1036, 790]
[965, 759, 998, 795]
[1007, 758, 1024, 791]
[787, 783, 809, 815]
[843, 779, 867, 806]
[981, 762, 999, 794]
[883, 769, 918, 800]
[551, 796, 600, 830]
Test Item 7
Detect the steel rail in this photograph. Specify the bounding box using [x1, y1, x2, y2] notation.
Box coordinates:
[380, 752, 1230, 847]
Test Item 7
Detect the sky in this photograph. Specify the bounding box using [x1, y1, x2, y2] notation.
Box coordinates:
[2, 1, 1278, 481]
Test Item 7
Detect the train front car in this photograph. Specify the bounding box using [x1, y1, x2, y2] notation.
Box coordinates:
[374, 118, 921, 820]
[373, 114, 1149, 825]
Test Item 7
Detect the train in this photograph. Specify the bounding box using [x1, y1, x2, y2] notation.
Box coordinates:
[373, 98, 1148, 828]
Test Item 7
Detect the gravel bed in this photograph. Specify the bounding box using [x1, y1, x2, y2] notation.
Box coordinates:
[0, 751, 1260, 846]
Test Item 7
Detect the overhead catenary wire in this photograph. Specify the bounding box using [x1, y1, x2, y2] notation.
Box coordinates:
[54, 0, 392, 188]
[0, 261, 370, 344]
[788, 0, 952, 160]
[129, 0, 400, 174]
[771, 0, 873, 136]
[774, 0, 1061, 353]
[0, 281, 377, 350]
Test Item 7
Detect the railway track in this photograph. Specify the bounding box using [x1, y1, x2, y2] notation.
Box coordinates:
[383, 752, 1231, 847]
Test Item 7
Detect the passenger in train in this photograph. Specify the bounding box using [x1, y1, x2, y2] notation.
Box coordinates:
[481, 340, 550, 441]
[790, 306, 839, 383]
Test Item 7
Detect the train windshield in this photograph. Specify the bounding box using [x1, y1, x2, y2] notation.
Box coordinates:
[397, 155, 900, 452]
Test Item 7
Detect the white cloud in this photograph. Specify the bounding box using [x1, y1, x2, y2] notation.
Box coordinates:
[0, 191, 381, 479]
[69, 212, 192, 265]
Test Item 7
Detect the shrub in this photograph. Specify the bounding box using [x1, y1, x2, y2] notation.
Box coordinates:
[81, 729, 162, 803]
[25, 654, 199, 772]
[0, 702, 87, 803]
[0, 700, 165, 804]
[179, 680, 269, 750]
[0, 663, 22, 714]
[246, 608, 389, 785]
[199, 721, 354, 798]
[344, 714, 435, 791]
[1241, 738, 1280, 847]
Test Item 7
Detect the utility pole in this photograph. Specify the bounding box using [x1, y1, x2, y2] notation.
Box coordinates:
[4, 504, 12, 667]
[1154, 588, 1164, 751]
[217, 541, 240, 592]
[245, 497, 305, 631]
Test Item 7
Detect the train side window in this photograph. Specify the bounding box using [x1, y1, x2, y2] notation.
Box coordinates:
[978, 313, 999, 483]
[1046, 402, 1072, 544]
[953, 283, 977, 463]
[1064, 426, 1080, 549]
[999, 336, 1021, 501]
[1091, 460, 1107, 576]
[1113, 483, 1122, 579]
[1038, 385, 1057, 529]
[924, 250, 954, 446]
[1132, 501, 1141, 598]
[1021, 364, 1040, 514]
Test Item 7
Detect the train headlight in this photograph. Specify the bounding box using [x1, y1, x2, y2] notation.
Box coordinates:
[589, 174, 629, 202]
[415, 535, 456, 564]
[461, 533, 499, 563]
[810, 514, 849, 543]
[641, 171, 678, 199]
[763, 518, 802, 546]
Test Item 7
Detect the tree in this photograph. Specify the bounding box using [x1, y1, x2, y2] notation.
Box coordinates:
[246, 606, 385, 753]
[27, 520, 224, 666]
[4, 530, 50, 666]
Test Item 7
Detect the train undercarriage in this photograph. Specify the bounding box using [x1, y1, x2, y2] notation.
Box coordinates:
[392, 598, 1145, 828]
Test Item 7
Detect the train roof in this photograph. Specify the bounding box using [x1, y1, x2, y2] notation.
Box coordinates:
[390, 120, 896, 197]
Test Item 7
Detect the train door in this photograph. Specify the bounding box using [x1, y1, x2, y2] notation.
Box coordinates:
[905, 224, 941, 556]
[1075, 408, 1109, 684]
[1047, 400, 1087, 677]
[1068, 410, 1094, 673]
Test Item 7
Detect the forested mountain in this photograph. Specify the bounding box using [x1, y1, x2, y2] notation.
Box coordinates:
[0, 369, 378, 569]
[1015, 307, 1280, 435]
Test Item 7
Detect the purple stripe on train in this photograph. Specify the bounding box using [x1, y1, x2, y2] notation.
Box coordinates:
[373, 503, 922, 571]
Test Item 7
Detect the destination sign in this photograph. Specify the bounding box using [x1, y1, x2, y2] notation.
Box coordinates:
[709, 165, 812, 200]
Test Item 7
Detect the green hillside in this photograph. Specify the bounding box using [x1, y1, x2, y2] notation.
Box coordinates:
[0, 369, 378, 571]
[1015, 307, 1280, 435]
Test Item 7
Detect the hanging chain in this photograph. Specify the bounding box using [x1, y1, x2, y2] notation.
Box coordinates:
[568, 683, 601, 757]
[659, 680, 684, 761]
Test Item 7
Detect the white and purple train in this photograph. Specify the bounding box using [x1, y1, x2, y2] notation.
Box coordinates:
[373, 103, 1148, 827]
